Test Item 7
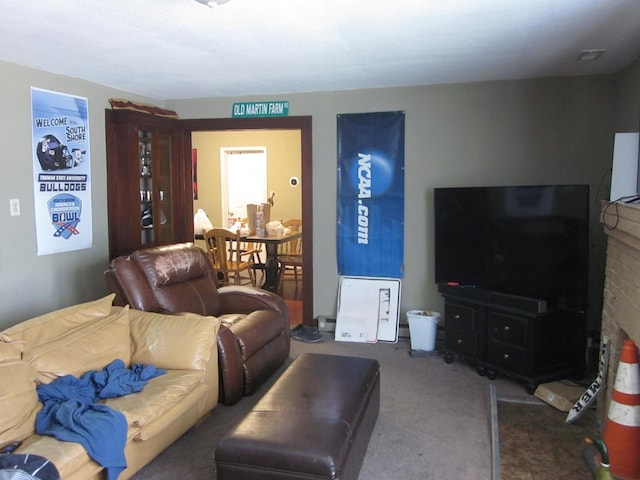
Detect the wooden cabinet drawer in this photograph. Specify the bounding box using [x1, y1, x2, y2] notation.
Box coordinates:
[488, 312, 526, 346]
[487, 342, 526, 374]
[445, 329, 480, 358]
[445, 303, 479, 330]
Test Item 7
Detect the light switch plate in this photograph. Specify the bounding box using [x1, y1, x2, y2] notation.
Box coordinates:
[10, 198, 20, 216]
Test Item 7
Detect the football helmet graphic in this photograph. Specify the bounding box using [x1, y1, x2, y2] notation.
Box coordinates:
[36, 134, 74, 170]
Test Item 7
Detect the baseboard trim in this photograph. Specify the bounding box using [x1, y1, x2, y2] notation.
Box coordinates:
[398, 322, 410, 339]
[317, 316, 412, 339]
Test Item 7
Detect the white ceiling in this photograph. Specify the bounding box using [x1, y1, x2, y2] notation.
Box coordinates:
[2, 0, 640, 100]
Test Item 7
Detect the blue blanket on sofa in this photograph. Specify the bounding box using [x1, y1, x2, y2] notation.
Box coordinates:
[36, 359, 166, 480]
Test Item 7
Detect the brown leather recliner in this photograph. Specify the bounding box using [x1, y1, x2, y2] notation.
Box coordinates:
[105, 243, 290, 405]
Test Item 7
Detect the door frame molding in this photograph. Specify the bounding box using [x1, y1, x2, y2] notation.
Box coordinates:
[181, 116, 314, 327]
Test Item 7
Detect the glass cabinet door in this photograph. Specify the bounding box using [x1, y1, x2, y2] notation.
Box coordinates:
[139, 129, 154, 245]
[155, 131, 173, 243]
[138, 129, 173, 246]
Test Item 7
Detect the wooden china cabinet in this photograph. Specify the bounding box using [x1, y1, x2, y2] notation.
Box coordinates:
[105, 109, 193, 259]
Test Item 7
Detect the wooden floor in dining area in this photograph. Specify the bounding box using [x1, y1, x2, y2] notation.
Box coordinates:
[280, 276, 302, 327]
[250, 265, 301, 326]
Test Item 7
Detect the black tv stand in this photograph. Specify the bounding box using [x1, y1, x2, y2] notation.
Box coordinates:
[438, 283, 585, 393]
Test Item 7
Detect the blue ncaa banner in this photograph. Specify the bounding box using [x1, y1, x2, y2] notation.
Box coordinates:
[337, 111, 405, 277]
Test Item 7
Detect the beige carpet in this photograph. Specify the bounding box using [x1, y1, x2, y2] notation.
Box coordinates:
[131, 333, 596, 479]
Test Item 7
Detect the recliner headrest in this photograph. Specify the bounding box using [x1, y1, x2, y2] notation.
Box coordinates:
[132, 243, 211, 288]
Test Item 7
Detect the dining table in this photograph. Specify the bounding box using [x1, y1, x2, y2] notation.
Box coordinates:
[244, 231, 302, 292]
[195, 230, 303, 293]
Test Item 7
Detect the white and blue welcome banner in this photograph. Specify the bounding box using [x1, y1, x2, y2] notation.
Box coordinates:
[31, 87, 93, 255]
[337, 111, 405, 278]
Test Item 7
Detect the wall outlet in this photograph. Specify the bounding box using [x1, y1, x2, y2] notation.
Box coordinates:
[317, 316, 336, 333]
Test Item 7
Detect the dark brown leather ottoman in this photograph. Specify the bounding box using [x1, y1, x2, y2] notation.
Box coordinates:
[215, 353, 380, 480]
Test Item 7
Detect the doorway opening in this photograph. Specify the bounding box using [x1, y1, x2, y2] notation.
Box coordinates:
[183, 116, 313, 328]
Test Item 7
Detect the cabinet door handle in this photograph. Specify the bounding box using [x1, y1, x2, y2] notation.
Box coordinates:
[503, 325, 510, 332]
[503, 353, 510, 360]
[454, 314, 461, 320]
[457, 338, 463, 344]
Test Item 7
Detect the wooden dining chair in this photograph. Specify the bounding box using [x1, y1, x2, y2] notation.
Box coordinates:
[240, 218, 265, 284]
[277, 219, 302, 295]
[204, 228, 256, 286]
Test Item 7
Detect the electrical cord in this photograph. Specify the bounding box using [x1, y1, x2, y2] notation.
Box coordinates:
[601, 195, 640, 231]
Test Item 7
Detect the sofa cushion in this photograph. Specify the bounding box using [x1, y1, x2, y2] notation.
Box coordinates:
[102, 369, 204, 430]
[0, 360, 40, 445]
[1, 294, 115, 347]
[22, 306, 131, 383]
[17, 433, 102, 480]
[133, 383, 209, 441]
[0, 335, 24, 361]
[129, 310, 220, 371]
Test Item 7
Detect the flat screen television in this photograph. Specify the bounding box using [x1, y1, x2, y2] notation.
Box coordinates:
[434, 184, 589, 312]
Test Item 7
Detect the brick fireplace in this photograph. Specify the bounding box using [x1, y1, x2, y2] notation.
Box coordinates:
[600, 201, 640, 421]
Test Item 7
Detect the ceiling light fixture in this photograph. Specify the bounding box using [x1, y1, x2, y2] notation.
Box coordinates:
[194, 0, 231, 7]
[576, 49, 605, 62]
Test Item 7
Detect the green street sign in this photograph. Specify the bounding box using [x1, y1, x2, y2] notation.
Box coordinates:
[232, 101, 289, 118]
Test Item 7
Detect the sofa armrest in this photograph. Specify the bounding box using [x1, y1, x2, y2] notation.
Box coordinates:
[217, 286, 290, 327]
[129, 309, 220, 371]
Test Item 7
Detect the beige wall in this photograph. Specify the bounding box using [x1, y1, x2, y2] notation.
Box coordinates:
[0, 60, 160, 328]
[192, 129, 302, 227]
[1, 56, 639, 330]
[171, 76, 620, 329]
[614, 56, 640, 132]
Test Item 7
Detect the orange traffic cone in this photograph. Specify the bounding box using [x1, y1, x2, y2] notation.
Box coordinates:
[603, 338, 640, 479]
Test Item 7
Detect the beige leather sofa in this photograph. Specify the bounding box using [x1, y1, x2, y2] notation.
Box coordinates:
[0, 294, 221, 480]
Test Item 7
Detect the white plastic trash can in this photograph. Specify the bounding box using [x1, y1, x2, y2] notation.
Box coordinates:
[406, 310, 441, 351]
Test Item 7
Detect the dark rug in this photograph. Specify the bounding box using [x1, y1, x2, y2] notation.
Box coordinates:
[497, 400, 601, 479]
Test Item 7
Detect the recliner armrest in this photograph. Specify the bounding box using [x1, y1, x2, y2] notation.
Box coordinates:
[217, 286, 290, 326]
[216, 325, 244, 405]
